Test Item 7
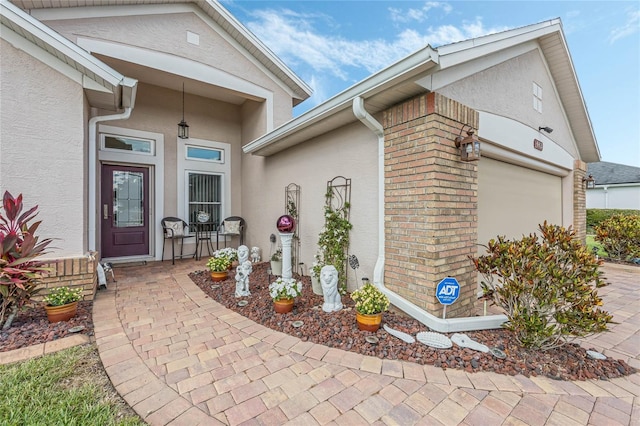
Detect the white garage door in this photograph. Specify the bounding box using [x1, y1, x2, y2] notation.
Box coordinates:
[478, 157, 563, 248]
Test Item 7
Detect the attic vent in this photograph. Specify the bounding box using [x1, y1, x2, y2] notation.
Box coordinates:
[533, 82, 543, 113]
[187, 31, 200, 46]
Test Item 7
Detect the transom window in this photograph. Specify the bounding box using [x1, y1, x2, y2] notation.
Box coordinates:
[102, 135, 154, 155]
[186, 145, 223, 162]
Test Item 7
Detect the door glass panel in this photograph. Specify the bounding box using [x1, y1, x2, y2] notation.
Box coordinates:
[113, 171, 144, 228]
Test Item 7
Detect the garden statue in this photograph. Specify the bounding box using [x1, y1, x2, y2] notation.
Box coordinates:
[237, 245, 249, 264]
[235, 260, 252, 297]
[321, 265, 342, 312]
[250, 246, 261, 263]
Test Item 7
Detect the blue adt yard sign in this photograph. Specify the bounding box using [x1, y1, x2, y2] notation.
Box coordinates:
[436, 277, 460, 306]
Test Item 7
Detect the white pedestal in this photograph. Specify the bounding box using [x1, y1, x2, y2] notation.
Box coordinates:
[279, 232, 294, 279]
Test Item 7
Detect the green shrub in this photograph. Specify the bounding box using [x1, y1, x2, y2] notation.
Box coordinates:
[594, 214, 640, 261]
[587, 209, 638, 233]
[472, 222, 612, 350]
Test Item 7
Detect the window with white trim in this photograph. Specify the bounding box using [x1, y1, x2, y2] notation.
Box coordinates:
[177, 138, 230, 227]
[533, 82, 543, 113]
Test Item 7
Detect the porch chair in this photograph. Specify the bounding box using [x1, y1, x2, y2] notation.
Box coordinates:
[216, 216, 245, 250]
[161, 217, 195, 264]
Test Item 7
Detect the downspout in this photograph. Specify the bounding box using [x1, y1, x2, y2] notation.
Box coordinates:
[88, 80, 138, 252]
[352, 96, 506, 332]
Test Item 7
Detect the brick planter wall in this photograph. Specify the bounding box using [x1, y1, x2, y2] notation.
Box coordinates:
[382, 92, 479, 318]
[36, 255, 98, 302]
[573, 160, 588, 242]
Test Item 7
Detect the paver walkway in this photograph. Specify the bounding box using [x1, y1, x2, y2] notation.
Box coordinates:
[82, 261, 640, 424]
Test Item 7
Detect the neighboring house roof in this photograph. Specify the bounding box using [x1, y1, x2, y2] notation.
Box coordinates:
[1, 0, 137, 111]
[587, 161, 640, 185]
[8, 0, 312, 105]
[244, 19, 599, 163]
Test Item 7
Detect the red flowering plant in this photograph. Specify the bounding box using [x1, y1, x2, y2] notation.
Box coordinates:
[0, 191, 53, 329]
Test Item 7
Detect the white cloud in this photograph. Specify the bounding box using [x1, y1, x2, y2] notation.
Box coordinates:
[246, 8, 509, 83]
[389, 2, 452, 24]
[609, 9, 640, 44]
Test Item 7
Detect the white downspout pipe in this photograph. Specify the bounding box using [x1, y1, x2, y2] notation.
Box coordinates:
[88, 80, 138, 252]
[352, 96, 506, 332]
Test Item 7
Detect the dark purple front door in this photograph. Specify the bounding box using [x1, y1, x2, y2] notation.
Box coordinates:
[101, 164, 150, 258]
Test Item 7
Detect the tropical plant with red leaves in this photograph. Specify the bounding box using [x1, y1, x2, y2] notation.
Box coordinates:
[0, 191, 53, 329]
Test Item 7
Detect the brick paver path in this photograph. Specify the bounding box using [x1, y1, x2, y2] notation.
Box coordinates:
[91, 260, 639, 425]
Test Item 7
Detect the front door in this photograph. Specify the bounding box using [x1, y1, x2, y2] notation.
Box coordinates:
[101, 164, 150, 258]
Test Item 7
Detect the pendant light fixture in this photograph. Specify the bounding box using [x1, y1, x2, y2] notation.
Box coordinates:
[178, 82, 189, 139]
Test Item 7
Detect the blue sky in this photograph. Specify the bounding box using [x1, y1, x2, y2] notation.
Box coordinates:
[222, 1, 640, 167]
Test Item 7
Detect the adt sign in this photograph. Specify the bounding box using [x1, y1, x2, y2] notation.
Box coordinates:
[436, 277, 460, 306]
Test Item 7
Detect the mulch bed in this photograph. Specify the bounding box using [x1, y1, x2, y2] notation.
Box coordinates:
[0, 301, 94, 352]
[189, 262, 636, 381]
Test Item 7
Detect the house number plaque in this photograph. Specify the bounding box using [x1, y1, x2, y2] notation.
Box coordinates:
[533, 139, 544, 151]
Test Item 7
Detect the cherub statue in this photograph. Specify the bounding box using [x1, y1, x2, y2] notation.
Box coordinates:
[250, 246, 261, 263]
[235, 260, 252, 297]
[321, 265, 342, 312]
[237, 245, 249, 265]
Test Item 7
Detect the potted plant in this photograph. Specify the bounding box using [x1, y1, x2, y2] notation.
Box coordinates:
[268, 277, 302, 313]
[42, 286, 83, 323]
[213, 247, 238, 268]
[270, 248, 282, 276]
[207, 256, 231, 281]
[350, 281, 390, 331]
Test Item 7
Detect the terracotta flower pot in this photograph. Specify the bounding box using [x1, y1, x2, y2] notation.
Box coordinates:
[44, 301, 78, 323]
[210, 271, 228, 282]
[274, 298, 294, 313]
[356, 311, 382, 332]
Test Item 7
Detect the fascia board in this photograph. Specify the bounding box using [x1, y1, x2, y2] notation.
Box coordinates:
[2, 1, 123, 89]
[243, 47, 438, 155]
[437, 19, 560, 58]
[437, 24, 559, 69]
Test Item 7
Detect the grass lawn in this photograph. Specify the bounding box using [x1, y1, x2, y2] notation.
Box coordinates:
[0, 344, 145, 426]
[586, 234, 608, 258]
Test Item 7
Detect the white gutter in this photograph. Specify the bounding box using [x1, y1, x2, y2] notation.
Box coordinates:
[352, 96, 506, 333]
[88, 80, 138, 252]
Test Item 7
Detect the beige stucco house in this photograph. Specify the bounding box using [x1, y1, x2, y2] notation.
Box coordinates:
[1, 1, 599, 327]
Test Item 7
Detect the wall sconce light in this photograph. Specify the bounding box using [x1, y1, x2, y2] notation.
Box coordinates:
[455, 126, 481, 161]
[582, 174, 595, 189]
[538, 126, 553, 133]
[178, 82, 189, 139]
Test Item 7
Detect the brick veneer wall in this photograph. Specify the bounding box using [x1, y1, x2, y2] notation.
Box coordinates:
[36, 255, 98, 302]
[573, 160, 588, 242]
[382, 92, 479, 318]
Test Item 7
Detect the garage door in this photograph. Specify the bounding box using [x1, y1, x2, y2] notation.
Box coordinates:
[478, 157, 562, 248]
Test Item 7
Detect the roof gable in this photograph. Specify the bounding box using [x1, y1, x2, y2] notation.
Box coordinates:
[244, 18, 599, 163]
[10, 0, 312, 104]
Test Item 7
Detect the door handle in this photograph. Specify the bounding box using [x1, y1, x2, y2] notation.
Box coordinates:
[103, 204, 109, 220]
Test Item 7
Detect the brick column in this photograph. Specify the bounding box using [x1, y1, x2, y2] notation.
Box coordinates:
[382, 92, 479, 318]
[573, 160, 588, 242]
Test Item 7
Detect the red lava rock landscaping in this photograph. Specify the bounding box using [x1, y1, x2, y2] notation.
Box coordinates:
[0, 301, 94, 353]
[190, 262, 636, 382]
